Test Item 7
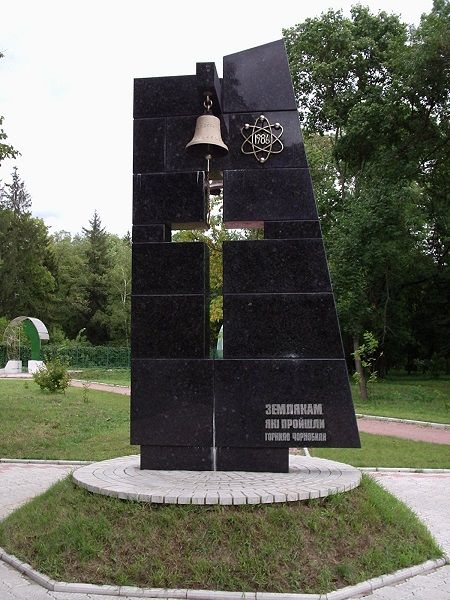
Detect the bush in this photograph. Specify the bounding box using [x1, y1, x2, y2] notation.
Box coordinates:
[33, 358, 70, 393]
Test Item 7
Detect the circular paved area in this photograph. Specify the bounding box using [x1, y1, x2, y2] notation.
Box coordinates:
[73, 454, 361, 505]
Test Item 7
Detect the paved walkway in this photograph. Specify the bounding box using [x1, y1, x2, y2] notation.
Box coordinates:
[0, 463, 449, 599]
[358, 418, 450, 444]
[361, 471, 450, 599]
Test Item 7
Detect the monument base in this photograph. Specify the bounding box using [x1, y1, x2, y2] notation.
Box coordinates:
[73, 454, 361, 505]
[4, 360, 22, 374]
[28, 360, 45, 374]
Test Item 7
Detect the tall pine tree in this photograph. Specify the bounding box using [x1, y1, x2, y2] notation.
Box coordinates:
[0, 167, 31, 214]
[82, 211, 111, 344]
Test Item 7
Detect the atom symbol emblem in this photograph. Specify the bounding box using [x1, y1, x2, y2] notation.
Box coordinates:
[240, 115, 284, 163]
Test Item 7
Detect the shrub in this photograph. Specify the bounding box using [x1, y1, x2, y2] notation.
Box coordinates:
[33, 358, 70, 393]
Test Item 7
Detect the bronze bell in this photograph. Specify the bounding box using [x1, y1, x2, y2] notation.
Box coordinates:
[186, 113, 228, 159]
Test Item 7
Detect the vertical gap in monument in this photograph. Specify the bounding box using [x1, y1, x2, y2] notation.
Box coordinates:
[209, 171, 223, 472]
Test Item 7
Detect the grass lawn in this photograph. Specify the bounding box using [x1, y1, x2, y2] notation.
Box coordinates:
[353, 376, 450, 424]
[0, 380, 137, 461]
[0, 476, 442, 594]
[311, 432, 450, 468]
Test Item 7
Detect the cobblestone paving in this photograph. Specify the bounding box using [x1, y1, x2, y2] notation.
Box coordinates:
[73, 454, 361, 505]
[0, 464, 449, 599]
[361, 472, 450, 599]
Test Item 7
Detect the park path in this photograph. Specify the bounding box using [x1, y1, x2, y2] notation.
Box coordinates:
[70, 380, 450, 445]
[361, 471, 450, 599]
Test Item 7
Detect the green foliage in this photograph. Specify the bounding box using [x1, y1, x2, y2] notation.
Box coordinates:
[0, 53, 19, 163]
[352, 331, 379, 384]
[0, 183, 56, 321]
[0, 166, 31, 214]
[284, 2, 450, 373]
[33, 358, 70, 393]
[81, 211, 111, 345]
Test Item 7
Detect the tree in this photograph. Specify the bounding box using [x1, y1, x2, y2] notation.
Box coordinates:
[0, 167, 31, 214]
[104, 234, 131, 345]
[0, 53, 19, 165]
[50, 231, 89, 339]
[284, 1, 450, 389]
[81, 211, 111, 345]
[0, 209, 56, 320]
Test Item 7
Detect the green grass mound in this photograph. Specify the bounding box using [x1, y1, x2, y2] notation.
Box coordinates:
[0, 476, 442, 594]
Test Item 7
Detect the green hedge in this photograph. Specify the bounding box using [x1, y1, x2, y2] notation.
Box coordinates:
[0, 345, 130, 369]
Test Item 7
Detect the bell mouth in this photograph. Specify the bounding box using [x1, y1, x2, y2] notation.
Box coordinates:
[185, 142, 229, 159]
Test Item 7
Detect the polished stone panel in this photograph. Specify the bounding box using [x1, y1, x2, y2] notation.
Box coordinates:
[196, 62, 222, 114]
[134, 75, 199, 118]
[132, 225, 171, 243]
[223, 239, 331, 294]
[223, 168, 317, 223]
[133, 172, 207, 227]
[226, 111, 307, 170]
[215, 359, 360, 448]
[264, 221, 322, 239]
[216, 447, 289, 473]
[223, 294, 343, 359]
[223, 40, 297, 113]
[131, 359, 213, 447]
[132, 295, 209, 358]
[141, 446, 213, 470]
[132, 242, 208, 295]
[133, 118, 165, 174]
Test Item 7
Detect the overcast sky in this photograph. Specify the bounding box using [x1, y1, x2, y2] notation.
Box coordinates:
[0, 0, 433, 236]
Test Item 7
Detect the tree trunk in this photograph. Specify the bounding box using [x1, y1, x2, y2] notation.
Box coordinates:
[353, 335, 368, 400]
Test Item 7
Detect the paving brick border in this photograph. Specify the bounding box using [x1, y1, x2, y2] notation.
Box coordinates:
[356, 413, 450, 429]
[0, 545, 447, 599]
[72, 455, 362, 505]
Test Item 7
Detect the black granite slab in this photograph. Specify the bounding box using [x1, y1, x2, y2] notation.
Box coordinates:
[141, 446, 213, 470]
[225, 111, 307, 170]
[223, 168, 317, 224]
[133, 118, 166, 174]
[131, 359, 213, 446]
[216, 447, 289, 473]
[214, 359, 360, 448]
[223, 239, 331, 294]
[133, 172, 207, 227]
[132, 225, 171, 243]
[134, 75, 199, 118]
[223, 293, 343, 359]
[264, 221, 322, 239]
[132, 242, 208, 295]
[223, 40, 297, 113]
[132, 295, 209, 358]
[196, 62, 222, 114]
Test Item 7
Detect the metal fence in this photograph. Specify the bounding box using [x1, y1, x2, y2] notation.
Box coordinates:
[0, 345, 130, 369]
